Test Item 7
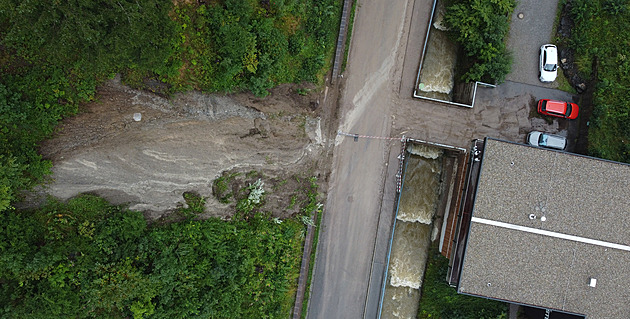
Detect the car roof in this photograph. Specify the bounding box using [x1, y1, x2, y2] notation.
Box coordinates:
[545, 100, 567, 114]
[545, 45, 558, 64]
[540, 133, 566, 149]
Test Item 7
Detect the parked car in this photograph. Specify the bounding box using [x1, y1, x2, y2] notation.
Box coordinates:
[539, 44, 558, 82]
[537, 99, 579, 119]
[527, 131, 567, 150]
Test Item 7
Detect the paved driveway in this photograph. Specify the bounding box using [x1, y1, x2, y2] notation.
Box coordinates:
[505, 0, 562, 88]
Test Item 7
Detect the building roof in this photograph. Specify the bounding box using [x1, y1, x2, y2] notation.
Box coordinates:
[458, 138, 630, 319]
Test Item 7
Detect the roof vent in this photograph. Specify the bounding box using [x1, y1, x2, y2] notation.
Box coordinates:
[589, 278, 597, 287]
[529, 214, 536, 220]
[540, 216, 547, 222]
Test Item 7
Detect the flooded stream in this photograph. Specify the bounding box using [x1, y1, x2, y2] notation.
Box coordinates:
[380, 144, 443, 319]
[417, 0, 458, 101]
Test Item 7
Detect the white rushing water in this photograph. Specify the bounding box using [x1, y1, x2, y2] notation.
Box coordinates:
[396, 147, 442, 224]
[380, 145, 444, 319]
[418, 29, 457, 95]
[388, 221, 432, 289]
[432, 0, 449, 31]
[417, 0, 457, 97]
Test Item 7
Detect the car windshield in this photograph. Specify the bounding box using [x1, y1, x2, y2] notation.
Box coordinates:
[539, 134, 548, 146]
[544, 63, 557, 72]
[565, 103, 572, 116]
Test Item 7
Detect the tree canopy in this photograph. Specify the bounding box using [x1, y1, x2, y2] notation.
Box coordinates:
[0, 195, 305, 318]
[444, 0, 515, 84]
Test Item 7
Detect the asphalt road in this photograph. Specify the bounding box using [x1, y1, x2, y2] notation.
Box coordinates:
[307, 0, 413, 317]
[505, 0, 561, 88]
[307, 0, 569, 317]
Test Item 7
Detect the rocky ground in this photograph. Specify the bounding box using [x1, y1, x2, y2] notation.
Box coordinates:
[33, 75, 337, 220]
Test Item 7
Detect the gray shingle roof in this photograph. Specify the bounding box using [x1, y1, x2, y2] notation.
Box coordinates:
[458, 138, 630, 319]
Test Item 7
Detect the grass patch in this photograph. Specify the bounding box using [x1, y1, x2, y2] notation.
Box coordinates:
[287, 194, 298, 210]
[556, 70, 577, 94]
[177, 191, 206, 219]
[417, 245, 508, 319]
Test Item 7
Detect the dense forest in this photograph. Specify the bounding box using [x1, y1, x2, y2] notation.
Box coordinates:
[0, 0, 341, 211]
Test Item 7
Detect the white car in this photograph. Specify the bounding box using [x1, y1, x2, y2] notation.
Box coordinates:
[539, 44, 558, 82]
[527, 131, 566, 150]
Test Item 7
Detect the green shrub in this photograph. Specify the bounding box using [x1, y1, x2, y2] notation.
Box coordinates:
[418, 246, 507, 319]
[0, 194, 305, 318]
[444, 0, 516, 84]
[567, 0, 630, 163]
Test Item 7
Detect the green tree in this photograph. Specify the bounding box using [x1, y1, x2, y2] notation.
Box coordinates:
[444, 0, 515, 83]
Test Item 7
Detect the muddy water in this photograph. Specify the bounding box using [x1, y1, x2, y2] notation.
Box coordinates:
[388, 221, 432, 289]
[380, 146, 443, 319]
[418, 29, 457, 95]
[380, 286, 420, 319]
[417, 0, 458, 99]
[397, 147, 442, 223]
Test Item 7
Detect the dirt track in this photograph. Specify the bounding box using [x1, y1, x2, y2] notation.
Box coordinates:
[38, 76, 330, 218]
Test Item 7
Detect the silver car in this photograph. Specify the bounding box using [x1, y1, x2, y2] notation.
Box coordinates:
[539, 44, 558, 83]
[527, 131, 566, 150]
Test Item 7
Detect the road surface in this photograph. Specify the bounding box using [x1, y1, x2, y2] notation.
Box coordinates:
[307, 0, 570, 317]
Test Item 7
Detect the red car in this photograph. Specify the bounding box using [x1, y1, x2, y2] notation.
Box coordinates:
[537, 99, 579, 119]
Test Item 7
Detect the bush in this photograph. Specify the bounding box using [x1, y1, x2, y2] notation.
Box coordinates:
[444, 0, 516, 84]
[567, 0, 630, 163]
[418, 246, 507, 319]
[0, 194, 306, 318]
[166, 0, 341, 96]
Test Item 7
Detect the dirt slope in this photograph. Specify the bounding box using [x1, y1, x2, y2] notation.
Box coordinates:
[37, 76, 330, 219]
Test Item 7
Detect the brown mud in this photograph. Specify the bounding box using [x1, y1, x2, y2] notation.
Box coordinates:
[31, 75, 338, 220]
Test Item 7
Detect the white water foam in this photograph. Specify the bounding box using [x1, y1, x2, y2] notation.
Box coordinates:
[432, 0, 449, 31]
[418, 29, 457, 94]
[397, 152, 442, 224]
[388, 221, 432, 289]
[407, 144, 443, 159]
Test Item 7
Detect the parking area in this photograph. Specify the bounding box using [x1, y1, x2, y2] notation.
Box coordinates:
[505, 0, 561, 88]
[474, 81, 579, 151]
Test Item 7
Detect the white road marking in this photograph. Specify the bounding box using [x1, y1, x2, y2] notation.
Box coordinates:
[471, 217, 630, 252]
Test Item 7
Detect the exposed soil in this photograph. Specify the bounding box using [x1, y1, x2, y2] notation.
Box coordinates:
[32, 75, 337, 220]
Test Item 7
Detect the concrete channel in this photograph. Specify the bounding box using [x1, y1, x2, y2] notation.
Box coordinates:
[373, 140, 467, 319]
